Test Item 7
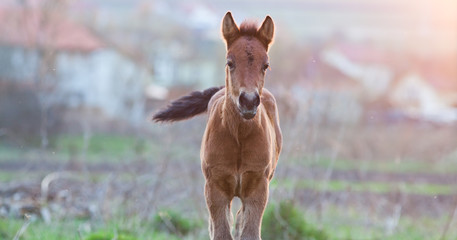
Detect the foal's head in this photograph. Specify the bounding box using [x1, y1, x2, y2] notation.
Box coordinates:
[222, 12, 274, 120]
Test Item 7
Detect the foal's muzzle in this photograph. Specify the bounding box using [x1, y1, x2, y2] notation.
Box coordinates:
[238, 91, 260, 120]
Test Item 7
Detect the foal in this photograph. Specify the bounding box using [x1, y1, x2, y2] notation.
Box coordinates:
[153, 12, 282, 240]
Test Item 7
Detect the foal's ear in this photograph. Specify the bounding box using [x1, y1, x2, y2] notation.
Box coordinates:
[222, 12, 240, 48]
[257, 16, 275, 50]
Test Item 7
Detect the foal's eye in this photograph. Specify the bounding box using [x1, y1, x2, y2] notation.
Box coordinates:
[226, 60, 235, 70]
[262, 63, 270, 72]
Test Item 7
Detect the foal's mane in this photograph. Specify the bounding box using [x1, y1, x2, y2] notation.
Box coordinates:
[239, 21, 258, 37]
[236, 20, 271, 49]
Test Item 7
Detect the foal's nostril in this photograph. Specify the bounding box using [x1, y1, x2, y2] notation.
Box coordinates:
[239, 92, 260, 109]
[239, 92, 248, 108]
[253, 93, 260, 107]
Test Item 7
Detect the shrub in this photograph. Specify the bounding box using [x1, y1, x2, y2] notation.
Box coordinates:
[262, 200, 328, 240]
[0, 223, 12, 239]
[151, 209, 201, 236]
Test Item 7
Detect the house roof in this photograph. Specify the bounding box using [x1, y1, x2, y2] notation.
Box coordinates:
[335, 42, 389, 65]
[0, 5, 104, 52]
[331, 42, 457, 94]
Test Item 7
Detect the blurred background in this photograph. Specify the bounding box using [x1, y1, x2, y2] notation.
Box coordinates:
[0, 0, 456, 239]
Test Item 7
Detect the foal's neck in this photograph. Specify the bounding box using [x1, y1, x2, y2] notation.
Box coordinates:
[222, 89, 261, 141]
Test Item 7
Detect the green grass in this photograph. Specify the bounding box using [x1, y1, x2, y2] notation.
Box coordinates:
[0, 216, 201, 240]
[262, 200, 329, 240]
[2, 204, 455, 240]
[0, 145, 23, 161]
[312, 205, 457, 240]
[1, 134, 456, 240]
[2, 134, 143, 163]
[0, 171, 46, 182]
[53, 134, 148, 162]
[300, 156, 457, 174]
[0, 134, 200, 164]
[152, 209, 204, 236]
[0, 218, 82, 240]
[6, 134, 455, 173]
[1, 134, 173, 163]
[275, 178, 456, 195]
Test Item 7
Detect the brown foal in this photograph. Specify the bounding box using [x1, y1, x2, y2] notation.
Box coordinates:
[153, 12, 282, 240]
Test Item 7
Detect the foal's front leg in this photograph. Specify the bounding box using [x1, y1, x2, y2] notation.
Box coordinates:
[237, 172, 269, 240]
[205, 181, 234, 240]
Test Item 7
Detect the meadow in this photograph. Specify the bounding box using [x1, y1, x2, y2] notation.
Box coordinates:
[1, 118, 456, 240]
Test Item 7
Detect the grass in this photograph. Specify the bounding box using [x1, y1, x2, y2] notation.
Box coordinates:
[0, 216, 202, 240]
[0, 134, 201, 164]
[300, 156, 457, 174]
[275, 178, 456, 195]
[0, 145, 23, 161]
[2, 204, 455, 240]
[0, 134, 151, 163]
[0, 218, 82, 240]
[262, 200, 329, 240]
[312, 205, 457, 240]
[52, 134, 155, 163]
[3, 133, 456, 174]
[0, 171, 46, 182]
[1, 133, 456, 240]
[151, 209, 204, 236]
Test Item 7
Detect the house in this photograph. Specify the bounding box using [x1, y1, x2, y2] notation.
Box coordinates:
[320, 41, 457, 123]
[0, 3, 166, 127]
[389, 72, 457, 123]
[320, 42, 393, 101]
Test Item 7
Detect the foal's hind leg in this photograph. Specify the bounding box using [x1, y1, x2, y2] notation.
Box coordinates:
[237, 172, 269, 240]
[205, 181, 234, 240]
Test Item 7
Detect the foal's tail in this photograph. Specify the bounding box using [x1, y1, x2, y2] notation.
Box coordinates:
[152, 86, 224, 123]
